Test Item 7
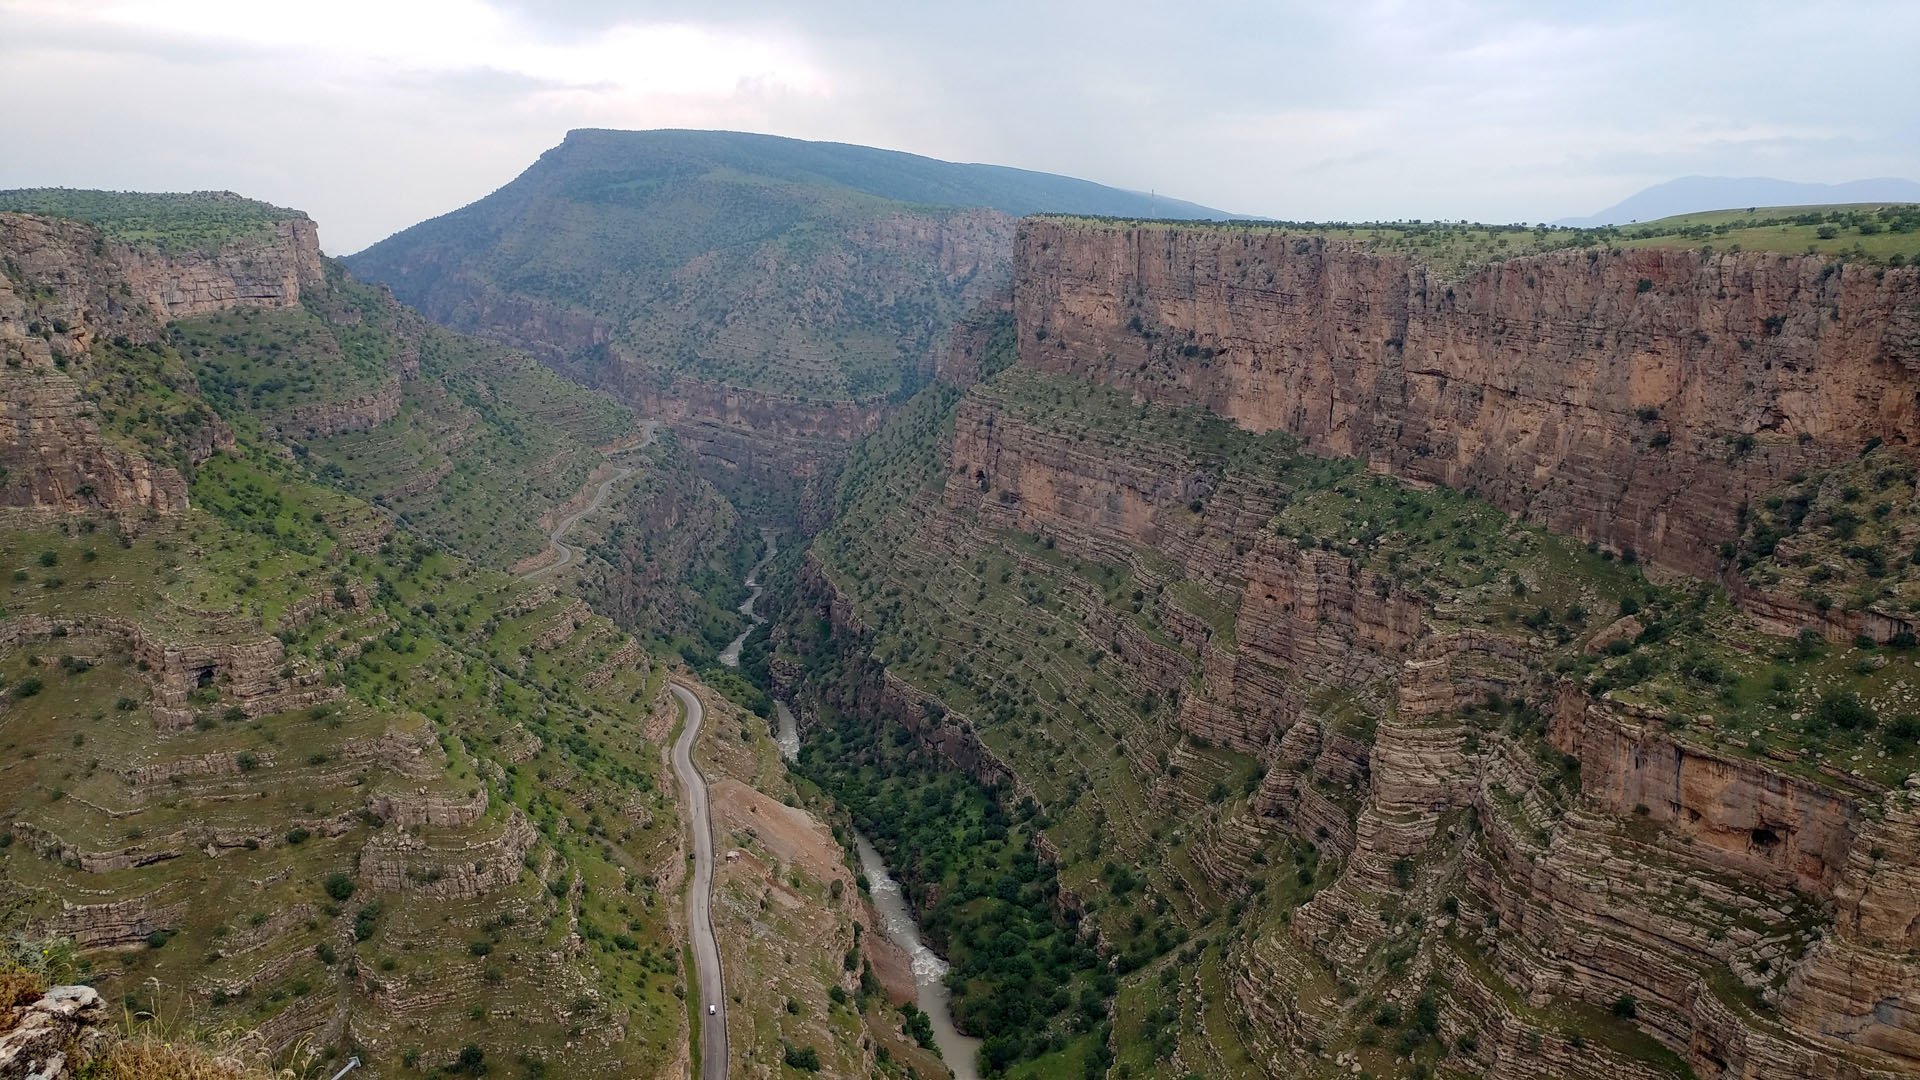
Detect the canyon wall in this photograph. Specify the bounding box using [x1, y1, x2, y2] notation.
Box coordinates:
[0, 211, 323, 513]
[1014, 220, 1920, 579]
[809, 336, 1920, 1075]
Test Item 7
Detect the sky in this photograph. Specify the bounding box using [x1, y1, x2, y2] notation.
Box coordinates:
[2, 0, 1916, 254]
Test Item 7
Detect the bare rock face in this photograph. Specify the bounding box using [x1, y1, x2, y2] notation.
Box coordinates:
[0, 367, 193, 512]
[44, 897, 186, 950]
[0, 985, 109, 1079]
[818, 329, 1920, 1075]
[1014, 220, 1920, 581]
[356, 810, 538, 899]
[114, 217, 323, 319]
[275, 375, 402, 438]
[1549, 687, 1859, 894]
[0, 613, 339, 729]
[0, 210, 322, 514]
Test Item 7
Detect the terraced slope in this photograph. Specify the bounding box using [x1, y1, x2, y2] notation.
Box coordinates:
[764, 307, 1920, 1078]
[0, 199, 726, 1077]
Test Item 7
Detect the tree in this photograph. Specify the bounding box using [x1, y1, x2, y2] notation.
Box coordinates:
[323, 872, 356, 901]
[454, 1044, 487, 1075]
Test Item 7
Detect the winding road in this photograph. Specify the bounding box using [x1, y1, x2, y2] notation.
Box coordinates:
[669, 682, 728, 1079]
[518, 421, 656, 583]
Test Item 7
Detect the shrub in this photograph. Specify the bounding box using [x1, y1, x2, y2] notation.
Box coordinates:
[1886, 715, 1920, 750]
[323, 873, 355, 901]
[453, 1044, 486, 1075]
[1814, 690, 1876, 732]
[782, 1044, 822, 1072]
[1391, 858, 1414, 889]
[1612, 994, 1638, 1019]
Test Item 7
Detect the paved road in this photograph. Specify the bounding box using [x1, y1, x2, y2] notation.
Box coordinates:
[669, 682, 728, 1079]
[518, 422, 656, 583]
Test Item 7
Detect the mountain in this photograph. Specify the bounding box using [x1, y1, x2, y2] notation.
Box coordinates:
[343, 129, 1231, 518]
[13, 179, 1920, 1080]
[1555, 174, 1920, 226]
[348, 130, 1231, 261]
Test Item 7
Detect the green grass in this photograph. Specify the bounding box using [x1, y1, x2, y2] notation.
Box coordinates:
[1, 285, 697, 1077]
[1038, 200, 1920, 274]
[173, 262, 639, 569]
[683, 943, 703, 1079]
[1614, 203, 1920, 262]
[0, 189, 304, 251]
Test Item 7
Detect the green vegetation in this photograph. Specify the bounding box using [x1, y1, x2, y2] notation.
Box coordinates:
[0, 233, 715, 1075]
[174, 262, 634, 568]
[763, 346, 1897, 1075]
[794, 702, 1104, 1074]
[345, 129, 1220, 408]
[0, 188, 303, 251]
[1040, 200, 1920, 275]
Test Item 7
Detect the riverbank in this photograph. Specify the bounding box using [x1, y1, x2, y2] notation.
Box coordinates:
[726, 530, 980, 1076]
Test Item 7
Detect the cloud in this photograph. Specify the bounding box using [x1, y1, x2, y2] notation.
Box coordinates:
[0, 0, 1916, 250]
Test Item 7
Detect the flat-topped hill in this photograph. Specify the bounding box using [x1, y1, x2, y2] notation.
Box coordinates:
[0, 189, 308, 253]
[1035, 201, 1920, 275]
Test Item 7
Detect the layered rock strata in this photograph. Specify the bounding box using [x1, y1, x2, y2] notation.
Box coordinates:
[1014, 220, 1920, 581]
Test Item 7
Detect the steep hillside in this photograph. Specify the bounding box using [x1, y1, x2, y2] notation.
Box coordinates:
[0, 203, 715, 1077]
[0, 188, 757, 649]
[758, 221, 1920, 1079]
[343, 129, 1227, 518]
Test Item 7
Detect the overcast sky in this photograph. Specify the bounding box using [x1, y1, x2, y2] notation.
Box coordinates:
[2, 0, 1916, 253]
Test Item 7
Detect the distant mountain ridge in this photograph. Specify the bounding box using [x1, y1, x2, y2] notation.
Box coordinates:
[1556, 175, 1920, 227]
[356, 128, 1231, 251]
[343, 128, 1232, 516]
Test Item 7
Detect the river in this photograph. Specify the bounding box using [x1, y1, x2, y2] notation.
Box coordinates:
[727, 535, 980, 1077]
[717, 527, 777, 668]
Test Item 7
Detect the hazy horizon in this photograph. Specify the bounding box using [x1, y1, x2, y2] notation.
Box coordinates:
[3, 0, 1918, 252]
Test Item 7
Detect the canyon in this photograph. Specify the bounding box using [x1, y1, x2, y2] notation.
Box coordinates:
[765, 215, 1920, 1079]
[7, 167, 1920, 1080]
[344, 129, 1228, 521]
[1013, 218, 1920, 582]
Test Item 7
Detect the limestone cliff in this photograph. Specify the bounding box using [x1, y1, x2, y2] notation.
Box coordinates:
[792, 343, 1920, 1077]
[1015, 219, 1920, 583]
[0, 209, 323, 513]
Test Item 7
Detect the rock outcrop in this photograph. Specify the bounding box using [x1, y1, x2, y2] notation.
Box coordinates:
[1014, 219, 1920, 581]
[0, 986, 109, 1079]
[800, 313, 1920, 1076]
[0, 209, 322, 514]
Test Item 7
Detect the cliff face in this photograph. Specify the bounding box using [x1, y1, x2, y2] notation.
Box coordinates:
[0, 211, 323, 514]
[796, 339, 1920, 1077]
[115, 217, 323, 319]
[1015, 220, 1920, 579]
